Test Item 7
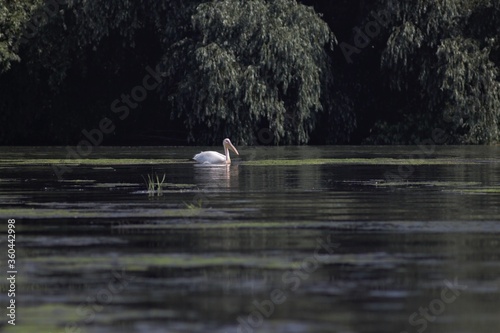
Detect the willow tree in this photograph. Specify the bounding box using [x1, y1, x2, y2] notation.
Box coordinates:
[163, 0, 337, 144]
[377, 0, 500, 144]
[0, 0, 190, 144]
[0, 0, 42, 72]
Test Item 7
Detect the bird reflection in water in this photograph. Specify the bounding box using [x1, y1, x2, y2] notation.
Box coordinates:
[193, 163, 239, 189]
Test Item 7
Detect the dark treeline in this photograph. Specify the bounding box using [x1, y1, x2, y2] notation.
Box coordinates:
[1, 0, 499, 145]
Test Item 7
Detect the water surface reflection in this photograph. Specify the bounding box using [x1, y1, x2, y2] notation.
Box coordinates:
[0, 146, 499, 333]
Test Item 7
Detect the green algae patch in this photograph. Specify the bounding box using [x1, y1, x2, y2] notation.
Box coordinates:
[373, 181, 483, 188]
[59, 179, 97, 183]
[0, 206, 219, 220]
[92, 182, 139, 188]
[449, 186, 500, 194]
[243, 158, 477, 167]
[0, 158, 190, 166]
[28, 253, 309, 271]
[2, 303, 83, 333]
[114, 220, 330, 231]
[123, 254, 290, 270]
[119, 253, 319, 271]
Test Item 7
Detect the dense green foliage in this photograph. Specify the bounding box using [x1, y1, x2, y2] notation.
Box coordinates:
[164, 0, 340, 144]
[0, 0, 41, 72]
[373, 0, 500, 144]
[0, 0, 499, 145]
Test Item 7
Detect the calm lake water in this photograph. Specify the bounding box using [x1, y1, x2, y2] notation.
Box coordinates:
[0, 145, 499, 333]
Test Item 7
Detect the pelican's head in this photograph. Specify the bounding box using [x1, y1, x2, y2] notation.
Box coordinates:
[223, 138, 239, 156]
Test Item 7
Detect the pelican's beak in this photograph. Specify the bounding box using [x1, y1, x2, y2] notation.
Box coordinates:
[227, 141, 239, 155]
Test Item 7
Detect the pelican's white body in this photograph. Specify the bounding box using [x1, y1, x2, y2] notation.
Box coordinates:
[193, 138, 239, 164]
[193, 151, 227, 164]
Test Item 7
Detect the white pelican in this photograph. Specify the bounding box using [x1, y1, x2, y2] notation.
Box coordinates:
[193, 138, 239, 164]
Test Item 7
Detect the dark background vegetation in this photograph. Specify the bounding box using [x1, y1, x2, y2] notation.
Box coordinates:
[1, 0, 499, 145]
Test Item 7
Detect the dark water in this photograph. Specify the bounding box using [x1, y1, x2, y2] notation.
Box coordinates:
[1, 146, 499, 333]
